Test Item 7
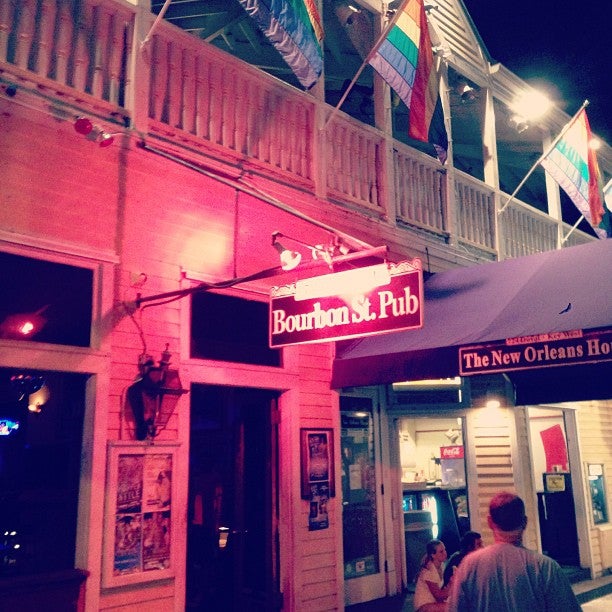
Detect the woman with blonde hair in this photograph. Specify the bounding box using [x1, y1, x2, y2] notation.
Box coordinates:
[413, 539, 450, 612]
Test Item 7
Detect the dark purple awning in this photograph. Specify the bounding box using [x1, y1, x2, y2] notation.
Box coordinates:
[332, 239, 612, 389]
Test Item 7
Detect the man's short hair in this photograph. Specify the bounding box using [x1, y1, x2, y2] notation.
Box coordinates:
[489, 492, 526, 531]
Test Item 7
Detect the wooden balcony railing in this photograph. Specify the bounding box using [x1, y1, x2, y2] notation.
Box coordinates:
[0, 0, 595, 260]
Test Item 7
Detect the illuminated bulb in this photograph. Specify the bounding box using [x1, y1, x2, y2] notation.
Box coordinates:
[279, 248, 301, 271]
[510, 91, 551, 122]
[18, 321, 35, 335]
[98, 132, 114, 148]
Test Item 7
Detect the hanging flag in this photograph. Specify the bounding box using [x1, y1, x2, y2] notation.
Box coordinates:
[238, 0, 323, 90]
[368, 0, 448, 163]
[541, 109, 611, 238]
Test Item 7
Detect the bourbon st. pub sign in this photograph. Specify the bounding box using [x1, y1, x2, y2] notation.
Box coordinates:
[269, 260, 423, 348]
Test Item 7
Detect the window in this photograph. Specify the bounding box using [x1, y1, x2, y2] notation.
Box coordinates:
[0, 252, 93, 347]
[0, 369, 86, 576]
[190, 292, 281, 367]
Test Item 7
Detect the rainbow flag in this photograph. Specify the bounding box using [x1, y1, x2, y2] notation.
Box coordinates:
[239, 0, 323, 90]
[368, 0, 448, 163]
[541, 109, 611, 238]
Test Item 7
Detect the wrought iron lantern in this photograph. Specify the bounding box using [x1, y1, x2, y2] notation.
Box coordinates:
[126, 345, 188, 440]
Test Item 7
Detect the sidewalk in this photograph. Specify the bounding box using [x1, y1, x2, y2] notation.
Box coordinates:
[346, 572, 612, 611]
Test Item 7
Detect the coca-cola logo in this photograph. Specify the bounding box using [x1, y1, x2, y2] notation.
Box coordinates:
[440, 445, 464, 459]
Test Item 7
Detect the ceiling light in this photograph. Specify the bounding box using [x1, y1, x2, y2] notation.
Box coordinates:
[456, 81, 477, 103]
[510, 90, 552, 122]
[509, 114, 529, 134]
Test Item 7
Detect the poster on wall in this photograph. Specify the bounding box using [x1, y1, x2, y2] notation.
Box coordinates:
[300, 429, 335, 531]
[103, 441, 179, 587]
[308, 482, 330, 531]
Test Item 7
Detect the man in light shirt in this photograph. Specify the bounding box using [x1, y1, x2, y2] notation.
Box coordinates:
[447, 492, 581, 611]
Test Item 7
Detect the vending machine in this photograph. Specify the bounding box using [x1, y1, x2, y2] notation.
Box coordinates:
[402, 485, 465, 583]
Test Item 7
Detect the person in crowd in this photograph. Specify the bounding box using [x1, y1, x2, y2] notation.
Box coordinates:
[442, 530, 483, 587]
[447, 492, 581, 611]
[413, 538, 450, 612]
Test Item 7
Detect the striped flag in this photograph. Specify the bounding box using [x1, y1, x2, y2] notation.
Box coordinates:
[368, 0, 448, 163]
[541, 109, 611, 238]
[239, 0, 323, 90]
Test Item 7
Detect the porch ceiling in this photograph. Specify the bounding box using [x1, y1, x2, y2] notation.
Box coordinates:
[151, 1, 547, 207]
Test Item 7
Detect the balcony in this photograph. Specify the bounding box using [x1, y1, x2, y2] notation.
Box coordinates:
[0, 0, 599, 263]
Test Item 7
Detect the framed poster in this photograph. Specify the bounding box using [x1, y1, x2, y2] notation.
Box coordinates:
[300, 428, 335, 499]
[103, 441, 180, 587]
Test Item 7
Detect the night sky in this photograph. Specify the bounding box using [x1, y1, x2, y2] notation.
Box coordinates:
[462, 0, 611, 144]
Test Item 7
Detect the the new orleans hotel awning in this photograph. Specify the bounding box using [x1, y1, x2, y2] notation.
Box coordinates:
[332, 239, 612, 402]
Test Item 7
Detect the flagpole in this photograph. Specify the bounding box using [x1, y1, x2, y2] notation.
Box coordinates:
[322, 0, 410, 130]
[497, 99, 590, 215]
[561, 215, 585, 244]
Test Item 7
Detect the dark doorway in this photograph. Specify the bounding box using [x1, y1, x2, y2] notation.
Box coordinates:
[186, 385, 280, 611]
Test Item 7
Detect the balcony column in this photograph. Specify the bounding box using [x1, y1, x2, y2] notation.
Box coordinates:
[482, 86, 502, 258]
[541, 128, 564, 248]
[126, 0, 155, 134]
[438, 62, 456, 245]
[372, 11, 395, 223]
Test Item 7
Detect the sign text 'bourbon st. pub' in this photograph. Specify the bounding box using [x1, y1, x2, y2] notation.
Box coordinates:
[269, 260, 423, 348]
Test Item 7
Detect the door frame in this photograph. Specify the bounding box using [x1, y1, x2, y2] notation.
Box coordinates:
[340, 387, 388, 606]
[524, 405, 589, 568]
[185, 384, 281, 610]
[560, 408, 591, 569]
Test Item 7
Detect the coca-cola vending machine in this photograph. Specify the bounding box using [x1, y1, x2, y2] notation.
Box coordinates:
[440, 445, 466, 487]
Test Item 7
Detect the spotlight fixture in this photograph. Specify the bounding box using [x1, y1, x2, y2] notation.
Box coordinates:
[432, 45, 451, 59]
[509, 114, 529, 134]
[74, 117, 117, 147]
[271, 231, 335, 269]
[272, 234, 302, 271]
[456, 81, 477, 103]
[98, 131, 114, 148]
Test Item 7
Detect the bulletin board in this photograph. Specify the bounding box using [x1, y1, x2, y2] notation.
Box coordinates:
[102, 441, 180, 587]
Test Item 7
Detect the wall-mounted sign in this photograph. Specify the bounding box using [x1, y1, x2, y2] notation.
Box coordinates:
[440, 445, 464, 459]
[545, 473, 567, 492]
[269, 260, 423, 347]
[459, 328, 612, 375]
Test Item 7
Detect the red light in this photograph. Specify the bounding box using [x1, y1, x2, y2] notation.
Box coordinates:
[98, 133, 114, 148]
[18, 321, 35, 335]
[74, 117, 93, 135]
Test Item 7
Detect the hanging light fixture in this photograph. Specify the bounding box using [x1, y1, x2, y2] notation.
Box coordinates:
[126, 345, 188, 440]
